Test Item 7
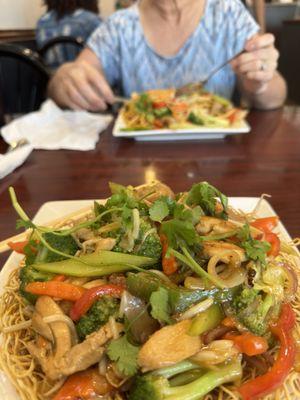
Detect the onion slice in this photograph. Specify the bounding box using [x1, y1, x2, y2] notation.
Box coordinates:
[177, 298, 214, 321]
[207, 252, 246, 288]
[43, 315, 78, 345]
[281, 262, 298, 301]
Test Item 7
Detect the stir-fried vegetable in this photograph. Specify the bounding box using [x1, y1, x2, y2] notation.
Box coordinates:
[129, 358, 242, 400]
[70, 284, 124, 321]
[76, 296, 119, 340]
[25, 281, 86, 302]
[19, 265, 53, 303]
[126, 272, 230, 314]
[231, 288, 276, 336]
[53, 368, 112, 400]
[32, 251, 158, 277]
[160, 234, 178, 275]
[189, 303, 223, 336]
[224, 332, 268, 356]
[238, 303, 296, 400]
[8, 240, 31, 254]
[34, 232, 79, 263]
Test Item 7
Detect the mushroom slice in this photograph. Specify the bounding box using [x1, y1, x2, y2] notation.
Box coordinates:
[35, 295, 72, 359]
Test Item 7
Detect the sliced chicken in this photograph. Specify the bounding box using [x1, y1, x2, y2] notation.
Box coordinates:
[76, 228, 95, 241]
[138, 320, 201, 371]
[133, 181, 175, 203]
[95, 238, 117, 252]
[28, 321, 123, 381]
[54, 323, 123, 378]
[202, 241, 246, 263]
[196, 216, 237, 235]
[81, 237, 117, 254]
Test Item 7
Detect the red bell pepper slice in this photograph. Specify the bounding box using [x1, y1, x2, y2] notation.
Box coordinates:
[8, 240, 39, 255]
[153, 101, 167, 109]
[264, 231, 280, 257]
[251, 217, 280, 257]
[238, 303, 296, 400]
[8, 240, 30, 254]
[251, 217, 279, 233]
[70, 284, 124, 322]
[53, 368, 112, 400]
[227, 110, 239, 125]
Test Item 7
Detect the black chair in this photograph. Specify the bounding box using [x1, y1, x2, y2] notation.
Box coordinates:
[38, 36, 84, 68]
[0, 43, 50, 127]
[279, 20, 300, 105]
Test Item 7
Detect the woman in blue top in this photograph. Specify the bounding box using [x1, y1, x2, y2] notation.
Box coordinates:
[49, 0, 286, 111]
[36, 0, 102, 68]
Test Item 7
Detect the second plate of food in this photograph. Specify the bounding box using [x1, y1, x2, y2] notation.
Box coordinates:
[113, 88, 251, 141]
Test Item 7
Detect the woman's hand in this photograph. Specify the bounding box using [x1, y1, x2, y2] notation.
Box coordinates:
[231, 34, 279, 95]
[48, 58, 115, 111]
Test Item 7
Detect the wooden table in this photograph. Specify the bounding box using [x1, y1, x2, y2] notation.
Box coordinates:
[1, 106, 300, 267]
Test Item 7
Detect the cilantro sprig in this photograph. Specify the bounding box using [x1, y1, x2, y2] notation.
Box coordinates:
[9, 187, 122, 263]
[148, 195, 227, 288]
[107, 335, 140, 377]
[237, 224, 271, 265]
[150, 287, 172, 325]
[186, 182, 228, 220]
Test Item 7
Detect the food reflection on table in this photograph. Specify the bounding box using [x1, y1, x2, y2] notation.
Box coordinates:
[0, 180, 299, 400]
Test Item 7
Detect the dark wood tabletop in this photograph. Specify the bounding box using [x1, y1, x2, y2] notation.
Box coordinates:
[1, 106, 300, 267]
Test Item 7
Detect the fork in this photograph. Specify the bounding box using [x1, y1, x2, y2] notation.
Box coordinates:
[176, 50, 243, 96]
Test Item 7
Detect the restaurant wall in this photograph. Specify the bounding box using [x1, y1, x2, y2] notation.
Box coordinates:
[0, 0, 115, 30]
[0, 0, 45, 29]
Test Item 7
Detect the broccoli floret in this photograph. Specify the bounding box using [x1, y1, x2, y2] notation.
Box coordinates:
[76, 296, 119, 340]
[19, 265, 53, 303]
[129, 359, 242, 400]
[232, 288, 274, 336]
[35, 232, 79, 264]
[112, 219, 162, 259]
[135, 219, 162, 259]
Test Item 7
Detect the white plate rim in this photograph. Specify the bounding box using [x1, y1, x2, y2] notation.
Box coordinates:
[112, 113, 251, 140]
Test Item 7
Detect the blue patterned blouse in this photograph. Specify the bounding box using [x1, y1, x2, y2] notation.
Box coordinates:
[87, 0, 259, 99]
[36, 9, 102, 68]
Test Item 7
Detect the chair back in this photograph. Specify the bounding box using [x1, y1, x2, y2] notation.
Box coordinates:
[38, 35, 84, 68]
[0, 43, 49, 125]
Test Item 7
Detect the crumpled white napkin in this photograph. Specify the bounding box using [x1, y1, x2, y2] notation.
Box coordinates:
[1, 99, 113, 151]
[0, 144, 33, 179]
[0, 99, 113, 179]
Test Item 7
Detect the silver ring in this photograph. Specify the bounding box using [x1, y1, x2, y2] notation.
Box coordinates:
[260, 61, 267, 71]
